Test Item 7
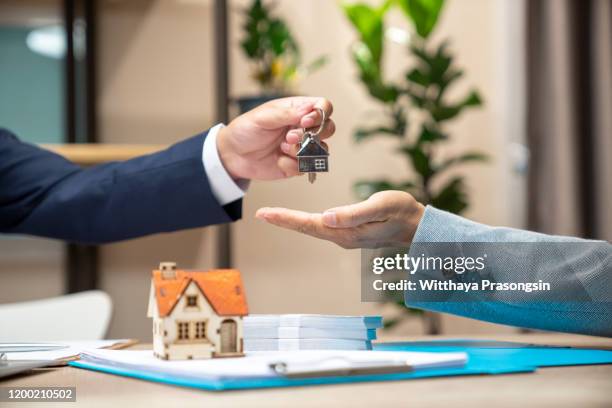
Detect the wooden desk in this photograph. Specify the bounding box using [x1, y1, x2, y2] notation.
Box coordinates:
[3, 334, 611, 407]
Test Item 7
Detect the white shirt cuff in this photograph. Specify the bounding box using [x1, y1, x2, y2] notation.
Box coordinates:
[202, 124, 249, 206]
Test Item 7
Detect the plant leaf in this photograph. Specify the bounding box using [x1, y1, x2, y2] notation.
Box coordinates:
[399, 145, 433, 179]
[441, 68, 463, 86]
[396, 0, 445, 39]
[343, 2, 399, 103]
[351, 44, 399, 103]
[268, 19, 294, 56]
[405, 88, 426, 107]
[398, 180, 418, 191]
[429, 41, 452, 83]
[430, 177, 468, 214]
[430, 90, 482, 121]
[417, 125, 447, 144]
[406, 67, 430, 87]
[240, 38, 259, 59]
[341, 2, 389, 64]
[431, 105, 460, 121]
[460, 90, 483, 107]
[354, 180, 396, 199]
[303, 55, 328, 75]
[240, 0, 304, 90]
[354, 126, 402, 143]
[391, 106, 409, 135]
[437, 152, 488, 172]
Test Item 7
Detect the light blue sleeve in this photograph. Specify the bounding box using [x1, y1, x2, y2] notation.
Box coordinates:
[407, 206, 612, 337]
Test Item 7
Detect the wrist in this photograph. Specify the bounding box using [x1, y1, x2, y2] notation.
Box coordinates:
[216, 126, 241, 180]
[404, 201, 425, 245]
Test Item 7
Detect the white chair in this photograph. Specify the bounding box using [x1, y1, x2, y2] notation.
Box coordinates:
[0, 291, 112, 341]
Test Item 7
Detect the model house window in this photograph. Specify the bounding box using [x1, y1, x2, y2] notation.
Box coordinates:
[177, 322, 189, 340]
[314, 158, 326, 170]
[186, 295, 197, 307]
[194, 321, 206, 339]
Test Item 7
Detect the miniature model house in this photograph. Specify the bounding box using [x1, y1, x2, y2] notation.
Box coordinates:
[147, 262, 248, 360]
[296, 135, 329, 173]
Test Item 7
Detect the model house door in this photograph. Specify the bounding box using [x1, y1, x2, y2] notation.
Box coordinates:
[220, 320, 237, 353]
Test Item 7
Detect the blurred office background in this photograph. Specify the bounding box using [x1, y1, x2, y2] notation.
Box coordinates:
[1, 0, 610, 340]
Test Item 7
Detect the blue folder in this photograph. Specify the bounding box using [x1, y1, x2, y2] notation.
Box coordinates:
[69, 339, 612, 391]
[375, 339, 612, 368]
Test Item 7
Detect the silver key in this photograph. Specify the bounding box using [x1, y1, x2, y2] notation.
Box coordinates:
[296, 108, 329, 184]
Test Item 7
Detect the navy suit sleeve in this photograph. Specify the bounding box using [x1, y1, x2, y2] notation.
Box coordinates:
[0, 128, 241, 244]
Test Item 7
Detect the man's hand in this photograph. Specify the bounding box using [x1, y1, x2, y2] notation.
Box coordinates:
[255, 191, 425, 248]
[217, 96, 334, 180]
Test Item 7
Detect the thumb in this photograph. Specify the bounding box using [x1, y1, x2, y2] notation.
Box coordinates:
[322, 198, 385, 228]
[254, 101, 314, 129]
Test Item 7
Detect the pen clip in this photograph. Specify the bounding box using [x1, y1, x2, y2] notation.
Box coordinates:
[269, 357, 413, 379]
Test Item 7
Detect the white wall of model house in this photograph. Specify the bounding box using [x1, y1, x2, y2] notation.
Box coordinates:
[149, 281, 244, 360]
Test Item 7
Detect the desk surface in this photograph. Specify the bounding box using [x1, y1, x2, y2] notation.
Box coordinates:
[3, 333, 611, 408]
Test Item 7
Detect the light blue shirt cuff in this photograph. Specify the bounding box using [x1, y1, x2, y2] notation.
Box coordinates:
[202, 124, 249, 206]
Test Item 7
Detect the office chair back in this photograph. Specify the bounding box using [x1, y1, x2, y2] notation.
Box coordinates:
[0, 291, 112, 341]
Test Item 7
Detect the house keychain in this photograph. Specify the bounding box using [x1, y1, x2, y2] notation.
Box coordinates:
[296, 107, 329, 184]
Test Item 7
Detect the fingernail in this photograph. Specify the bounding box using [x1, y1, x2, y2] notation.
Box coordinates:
[286, 133, 299, 144]
[323, 211, 337, 227]
[280, 142, 290, 154]
[256, 208, 269, 219]
[302, 116, 315, 127]
[297, 102, 313, 113]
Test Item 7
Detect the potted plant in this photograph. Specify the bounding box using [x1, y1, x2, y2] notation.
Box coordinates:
[237, 0, 327, 113]
[342, 0, 486, 334]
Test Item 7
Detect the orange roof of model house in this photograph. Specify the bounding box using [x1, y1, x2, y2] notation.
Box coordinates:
[151, 268, 248, 317]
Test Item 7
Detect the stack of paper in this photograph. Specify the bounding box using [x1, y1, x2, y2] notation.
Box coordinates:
[243, 315, 383, 351]
[0, 339, 136, 378]
[4, 339, 135, 363]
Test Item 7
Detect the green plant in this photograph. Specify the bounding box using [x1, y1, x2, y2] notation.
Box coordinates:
[342, 0, 486, 330]
[240, 0, 327, 93]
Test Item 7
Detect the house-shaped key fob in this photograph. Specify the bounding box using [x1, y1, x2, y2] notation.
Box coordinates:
[296, 135, 329, 173]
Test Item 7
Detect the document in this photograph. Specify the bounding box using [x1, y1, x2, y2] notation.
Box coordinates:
[5, 339, 134, 363]
[78, 348, 468, 380]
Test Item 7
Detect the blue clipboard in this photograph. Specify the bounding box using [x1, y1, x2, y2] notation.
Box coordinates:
[69, 339, 612, 391]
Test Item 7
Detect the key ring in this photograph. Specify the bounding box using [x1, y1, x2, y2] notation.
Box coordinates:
[302, 107, 326, 137]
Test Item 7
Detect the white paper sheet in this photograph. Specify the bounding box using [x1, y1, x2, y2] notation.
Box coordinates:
[6, 339, 131, 361]
[79, 348, 467, 380]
